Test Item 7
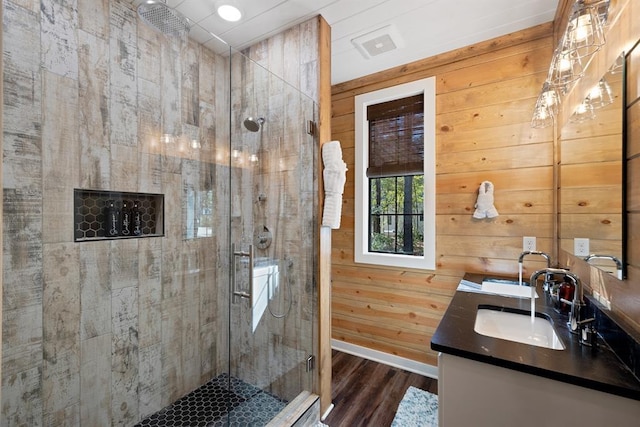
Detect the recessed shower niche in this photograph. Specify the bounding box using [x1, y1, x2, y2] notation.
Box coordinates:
[73, 189, 164, 241]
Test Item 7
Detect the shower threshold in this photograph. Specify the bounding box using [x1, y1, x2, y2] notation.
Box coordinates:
[136, 374, 287, 426]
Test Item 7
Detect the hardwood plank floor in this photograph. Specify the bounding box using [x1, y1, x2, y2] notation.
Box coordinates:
[323, 350, 438, 427]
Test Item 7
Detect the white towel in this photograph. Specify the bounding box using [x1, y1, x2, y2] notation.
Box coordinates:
[322, 141, 347, 229]
[323, 167, 347, 194]
[473, 181, 499, 219]
[322, 140, 343, 165]
[322, 194, 343, 229]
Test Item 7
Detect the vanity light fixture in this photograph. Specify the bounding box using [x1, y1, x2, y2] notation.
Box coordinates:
[530, 0, 610, 128]
[586, 77, 614, 109]
[569, 100, 595, 123]
[531, 81, 560, 128]
[531, 99, 554, 128]
[562, 0, 606, 59]
[217, 3, 242, 22]
[549, 42, 585, 91]
[541, 81, 560, 114]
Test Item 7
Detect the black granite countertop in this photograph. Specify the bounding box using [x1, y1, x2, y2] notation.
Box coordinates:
[431, 273, 640, 401]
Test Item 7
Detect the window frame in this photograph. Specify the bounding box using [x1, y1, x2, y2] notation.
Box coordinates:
[354, 77, 436, 270]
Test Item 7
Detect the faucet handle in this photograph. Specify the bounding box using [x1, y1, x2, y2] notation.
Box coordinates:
[569, 299, 587, 332]
[576, 317, 597, 348]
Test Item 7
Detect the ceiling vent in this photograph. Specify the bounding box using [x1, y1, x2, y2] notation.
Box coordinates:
[351, 25, 404, 59]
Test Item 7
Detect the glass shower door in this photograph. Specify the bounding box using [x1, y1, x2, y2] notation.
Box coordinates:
[225, 49, 317, 425]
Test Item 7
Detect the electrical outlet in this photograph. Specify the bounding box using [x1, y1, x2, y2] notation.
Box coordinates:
[574, 238, 590, 257]
[523, 236, 536, 251]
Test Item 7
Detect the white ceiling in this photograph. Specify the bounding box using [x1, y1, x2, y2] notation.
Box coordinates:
[131, 0, 560, 85]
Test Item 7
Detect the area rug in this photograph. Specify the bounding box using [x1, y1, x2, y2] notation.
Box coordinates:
[391, 386, 438, 427]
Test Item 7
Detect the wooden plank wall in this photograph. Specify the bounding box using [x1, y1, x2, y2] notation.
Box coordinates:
[330, 24, 556, 366]
[559, 70, 623, 259]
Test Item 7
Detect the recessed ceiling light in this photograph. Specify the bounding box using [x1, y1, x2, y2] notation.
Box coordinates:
[217, 4, 242, 22]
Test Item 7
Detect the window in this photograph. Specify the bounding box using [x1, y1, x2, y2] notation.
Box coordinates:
[355, 78, 435, 270]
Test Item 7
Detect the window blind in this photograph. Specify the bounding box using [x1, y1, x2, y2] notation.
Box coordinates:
[367, 94, 424, 178]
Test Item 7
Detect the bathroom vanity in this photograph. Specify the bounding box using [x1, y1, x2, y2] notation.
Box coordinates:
[431, 273, 640, 427]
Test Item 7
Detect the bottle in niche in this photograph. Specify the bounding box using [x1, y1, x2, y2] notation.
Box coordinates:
[121, 200, 131, 236]
[106, 200, 120, 237]
[132, 200, 142, 236]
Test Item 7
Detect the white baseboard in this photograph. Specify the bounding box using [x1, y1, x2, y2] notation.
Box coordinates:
[331, 339, 439, 380]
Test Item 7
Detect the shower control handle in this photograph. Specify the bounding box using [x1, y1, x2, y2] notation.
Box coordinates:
[232, 244, 254, 303]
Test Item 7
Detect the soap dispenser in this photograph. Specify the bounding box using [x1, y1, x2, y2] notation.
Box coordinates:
[121, 200, 132, 236]
[558, 276, 575, 314]
[132, 200, 142, 236]
[106, 200, 120, 237]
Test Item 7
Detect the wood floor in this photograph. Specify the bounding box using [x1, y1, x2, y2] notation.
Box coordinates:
[323, 350, 438, 427]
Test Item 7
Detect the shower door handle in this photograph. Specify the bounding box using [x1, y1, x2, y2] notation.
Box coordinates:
[232, 243, 253, 303]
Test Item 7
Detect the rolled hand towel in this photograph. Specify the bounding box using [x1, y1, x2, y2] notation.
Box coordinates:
[323, 162, 347, 194]
[322, 141, 343, 166]
[322, 194, 343, 229]
[473, 181, 499, 219]
[322, 141, 347, 229]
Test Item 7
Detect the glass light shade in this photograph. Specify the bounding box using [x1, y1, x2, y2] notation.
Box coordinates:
[531, 91, 555, 128]
[569, 100, 595, 123]
[587, 77, 614, 109]
[531, 108, 553, 128]
[609, 53, 625, 74]
[563, 0, 606, 59]
[540, 82, 560, 116]
[549, 44, 584, 90]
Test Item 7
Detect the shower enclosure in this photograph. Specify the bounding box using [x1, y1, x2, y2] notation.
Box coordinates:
[218, 40, 319, 425]
[136, 38, 319, 426]
[1, 1, 319, 425]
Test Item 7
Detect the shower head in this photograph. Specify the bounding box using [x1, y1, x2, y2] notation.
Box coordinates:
[244, 117, 265, 132]
[138, 1, 191, 36]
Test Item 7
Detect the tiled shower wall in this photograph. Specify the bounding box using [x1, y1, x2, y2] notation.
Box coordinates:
[2, 0, 320, 425]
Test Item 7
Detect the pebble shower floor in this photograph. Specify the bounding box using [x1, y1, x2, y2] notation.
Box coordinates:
[135, 374, 287, 426]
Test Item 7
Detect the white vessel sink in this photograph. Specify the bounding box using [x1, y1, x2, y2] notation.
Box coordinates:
[474, 307, 565, 350]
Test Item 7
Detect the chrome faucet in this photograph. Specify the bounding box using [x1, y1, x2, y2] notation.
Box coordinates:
[519, 251, 551, 287]
[518, 250, 551, 266]
[530, 268, 585, 334]
[584, 254, 623, 280]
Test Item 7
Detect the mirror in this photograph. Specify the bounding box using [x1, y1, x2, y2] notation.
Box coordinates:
[558, 54, 624, 278]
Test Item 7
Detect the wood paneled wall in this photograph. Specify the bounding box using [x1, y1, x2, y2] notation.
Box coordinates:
[330, 24, 556, 366]
[559, 70, 623, 259]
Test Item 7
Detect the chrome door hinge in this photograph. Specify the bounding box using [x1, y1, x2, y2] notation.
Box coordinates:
[306, 120, 316, 136]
